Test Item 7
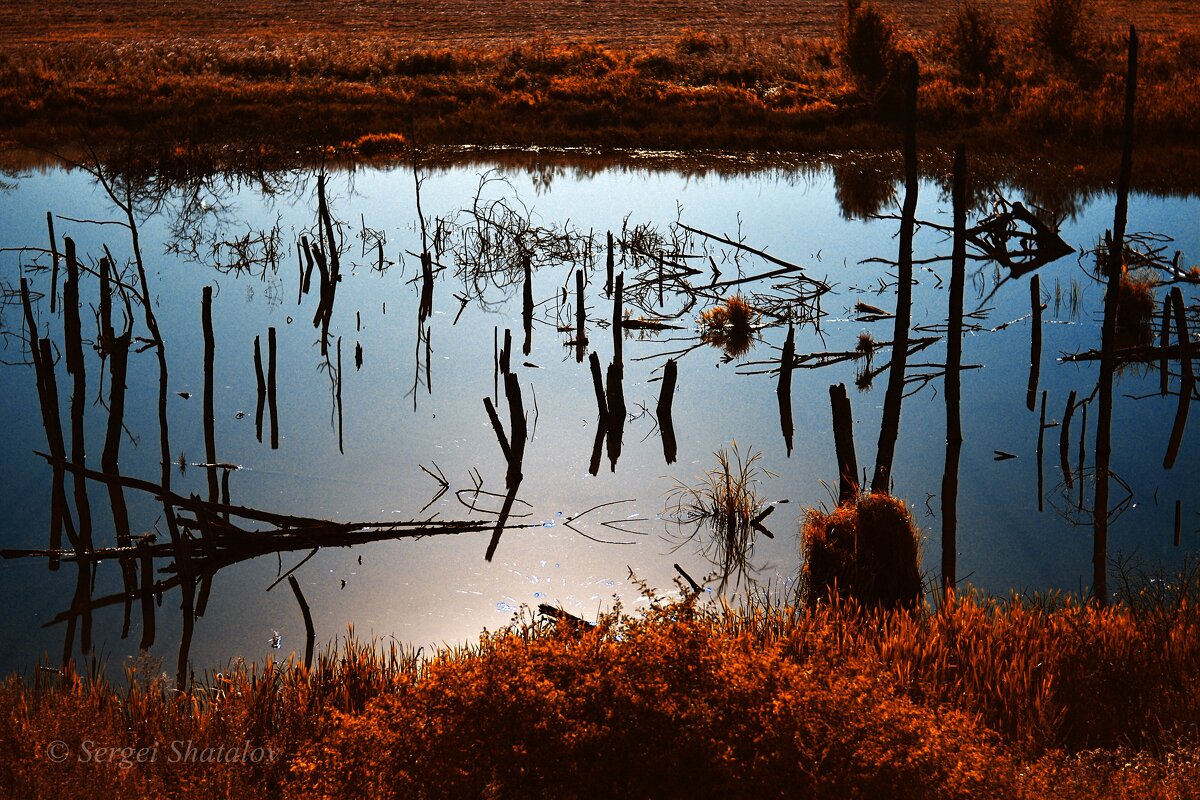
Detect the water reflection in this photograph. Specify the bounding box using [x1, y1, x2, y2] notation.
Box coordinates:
[0, 144, 1197, 684]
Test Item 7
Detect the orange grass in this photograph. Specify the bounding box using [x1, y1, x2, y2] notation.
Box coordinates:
[802, 493, 923, 610]
[1113, 269, 1158, 349]
[1, 19, 1199, 176]
[698, 294, 757, 358]
[3, 578, 1200, 798]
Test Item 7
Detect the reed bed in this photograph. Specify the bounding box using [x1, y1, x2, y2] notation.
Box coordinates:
[3, 572, 1199, 798]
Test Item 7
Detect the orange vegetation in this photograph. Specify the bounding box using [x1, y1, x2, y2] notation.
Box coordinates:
[1114, 268, 1158, 349]
[802, 492, 923, 610]
[699, 295, 756, 358]
[3, 577, 1200, 798]
[0, 4, 1198, 177]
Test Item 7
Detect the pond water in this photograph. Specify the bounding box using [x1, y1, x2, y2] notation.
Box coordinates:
[0, 154, 1197, 681]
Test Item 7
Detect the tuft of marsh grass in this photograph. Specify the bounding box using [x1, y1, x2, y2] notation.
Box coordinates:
[801, 492, 923, 611]
[666, 441, 776, 590]
[698, 294, 756, 358]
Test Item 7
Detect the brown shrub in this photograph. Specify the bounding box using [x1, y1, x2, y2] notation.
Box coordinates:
[838, 0, 901, 91]
[943, 0, 1005, 85]
[1029, 0, 1095, 63]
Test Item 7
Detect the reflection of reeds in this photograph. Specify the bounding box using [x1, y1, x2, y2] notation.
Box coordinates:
[1052, 276, 1083, 319]
[832, 158, 897, 220]
[666, 442, 775, 589]
[698, 295, 755, 358]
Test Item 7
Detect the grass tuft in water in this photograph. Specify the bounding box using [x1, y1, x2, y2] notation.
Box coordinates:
[801, 492, 923, 611]
[666, 441, 776, 589]
[698, 294, 756, 358]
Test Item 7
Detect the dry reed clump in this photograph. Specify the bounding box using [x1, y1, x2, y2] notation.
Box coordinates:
[0, 633, 421, 799]
[801, 492, 922, 611]
[698, 294, 756, 358]
[343, 131, 408, 157]
[285, 603, 1013, 799]
[1113, 268, 1157, 349]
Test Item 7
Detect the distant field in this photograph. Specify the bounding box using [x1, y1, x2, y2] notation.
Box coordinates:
[1, 0, 1194, 46]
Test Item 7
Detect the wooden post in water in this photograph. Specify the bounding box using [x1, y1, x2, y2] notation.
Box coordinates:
[63, 238, 93, 551]
[777, 323, 795, 457]
[485, 374, 528, 562]
[268, 327, 279, 450]
[254, 336, 265, 443]
[336, 336, 345, 455]
[871, 57, 918, 494]
[299, 235, 314, 297]
[500, 328, 512, 376]
[419, 251, 434, 324]
[100, 257, 135, 614]
[522, 254, 534, 356]
[588, 352, 608, 421]
[202, 287, 218, 504]
[47, 212, 60, 313]
[1093, 25, 1138, 606]
[1036, 390, 1047, 513]
[1163, 287, 1194, 469]
[612, 272, 624, 368]
[1027, 274, 1042, 412]
[1078, 399, 1088, 512]
[657, 359, 678, 464]
[575, 269, 586, 363]
[39, 338, 77, 554]
[22, 278, 74, 563]
[137, 536, 155, 651]
[1060, 390, 1077, 489]
[287, 575, 316, 670]
[605, 231, 614, 296]
[829, 383, 859, 504]
[606, 360, 626, 472]
[504, 373, 527, 489]
[941, 143, 967, 597]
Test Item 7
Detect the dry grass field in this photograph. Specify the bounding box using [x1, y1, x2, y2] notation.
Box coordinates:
[1, 0, 1198, 182]
[0, 0, 1192, 46]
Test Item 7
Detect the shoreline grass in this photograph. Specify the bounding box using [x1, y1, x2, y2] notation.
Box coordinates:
[2, 21, 1200, 188]
[4, 571, 1199, 798]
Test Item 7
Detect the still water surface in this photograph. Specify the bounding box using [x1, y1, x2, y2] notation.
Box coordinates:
[0, 156, 1196, 679]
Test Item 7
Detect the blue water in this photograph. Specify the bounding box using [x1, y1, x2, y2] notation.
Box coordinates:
[0, 155, 1196, 678]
